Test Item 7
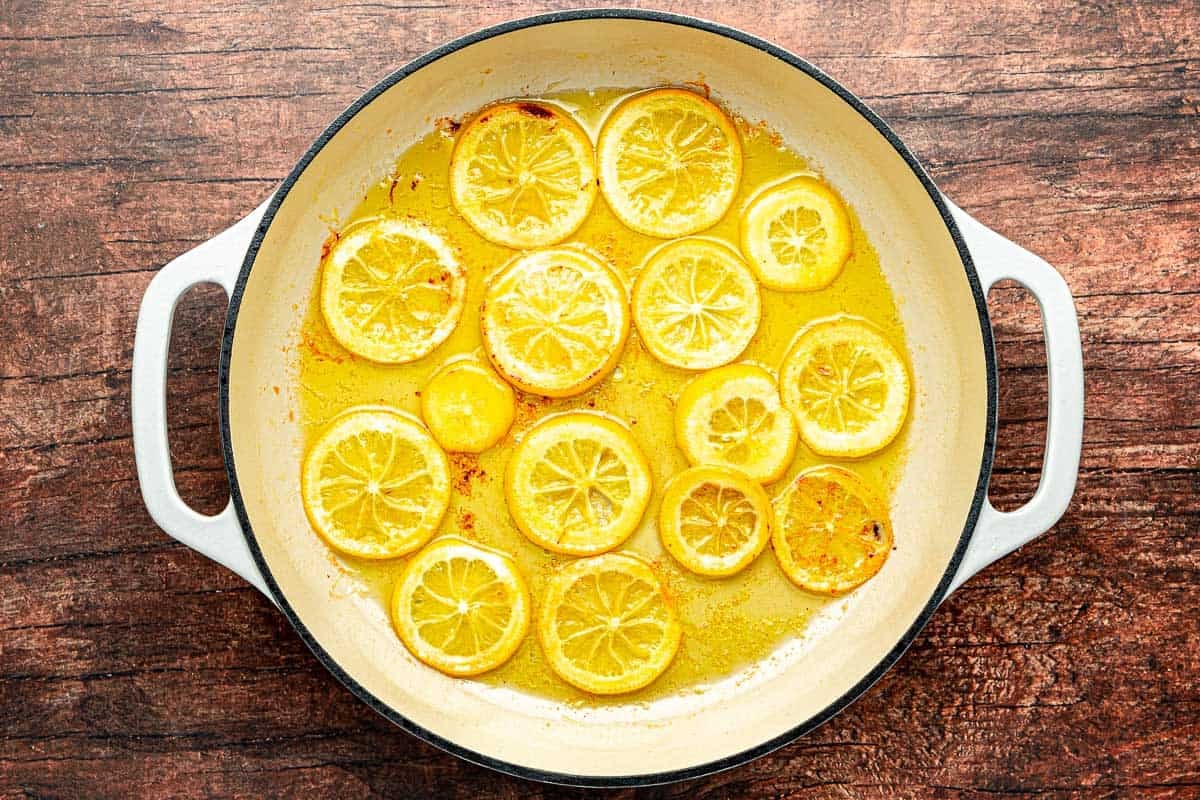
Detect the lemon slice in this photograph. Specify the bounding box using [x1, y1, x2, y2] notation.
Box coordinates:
[505, 412, 651, 556]
[320, 218, 466, 364]
[421, 357, 516, 453]
[538, 553, 681, 694]
[391, 536, 531, 676]
[449, 101, 597, 248]
[659, 465, 773, 577]
[597, 88, 742, 238]
[481, 248, 629, 398]
[772, 465, 893, 596]
[632, 237, 761, 370]
[779, 317, 910, 458]
[301, 407, 451, 559]
[674, 363, 798, 484]
[740, 175, 853, 291]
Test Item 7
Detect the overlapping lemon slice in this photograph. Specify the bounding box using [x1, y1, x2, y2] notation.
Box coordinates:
[772, 465, 893, 596]
[505, 412, 651, 556]
[659, 465, 773, 577]
[391, 537, 530, 676]
[778, 317, 910, 458]
[538, 553, 681, 694]
[597, 88, 742, 238]
[449, 101, 597, 248]
[301, 407, 451, 559]
[480, 248, 629, 397]
[421, 356, 516, 453]
[632, 237, 761, 370]
[320, 218, 466, 364]
[674, 363, 798, 484]
[740, 175, 852, 292]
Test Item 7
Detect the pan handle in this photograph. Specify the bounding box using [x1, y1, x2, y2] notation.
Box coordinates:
[131, 200, 277, 603]
[944, 201, 1084, 593]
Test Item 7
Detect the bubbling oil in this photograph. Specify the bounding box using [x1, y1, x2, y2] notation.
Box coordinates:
[296, 87, 908, 706]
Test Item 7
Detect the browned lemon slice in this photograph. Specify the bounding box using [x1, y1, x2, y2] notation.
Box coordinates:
[320, 218, 466, 364]
[674, 363, 798, 484]
[450, 101, 597, 248]
[632, 237, 761, 370]
[538, 553, 681, 694]
[598, 88, 742, 238]
[659, 465, 773, 577]
[392, 536, 530, 676]
[779, 317, 910, 458]
[772, 465, 893, 596]
[481, 248, 629, 398]
[301, 407, 451, 559]
[505, 412, 651, 556]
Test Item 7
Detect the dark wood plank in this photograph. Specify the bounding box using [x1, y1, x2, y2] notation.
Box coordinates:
[2, 0, 1197, 797]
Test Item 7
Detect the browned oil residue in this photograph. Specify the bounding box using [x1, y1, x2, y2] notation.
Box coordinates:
[518, 102, 554, 119]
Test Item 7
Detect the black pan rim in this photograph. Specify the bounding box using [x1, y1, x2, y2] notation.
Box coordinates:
[217, 7, 999, 789]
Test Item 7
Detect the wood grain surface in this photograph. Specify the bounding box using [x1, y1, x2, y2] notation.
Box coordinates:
[2, 1, 1198, 797]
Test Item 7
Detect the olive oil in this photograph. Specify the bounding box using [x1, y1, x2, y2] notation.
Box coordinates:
[296, 88, 909, 705]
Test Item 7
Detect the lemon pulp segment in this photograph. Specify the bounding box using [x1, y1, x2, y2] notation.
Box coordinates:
[659, 465, 773, 577]
[392, 537, 531, 676]
[597, 88, 742, 238]
[301, 407, 451, 559]
[631, 237, 761, 370]
[450, 101, 597, 249]
[772, 465, 893, 595]
[779, 316, 910, 458]
[740, 175, 853, 292]
[421, 357, 516, 453]
[505, 412, 652, 556]
[538, 553, 682, 694]
[674, 363, 798, 484]
[480, 247, 629, 397]
[320, 218, 466, 364]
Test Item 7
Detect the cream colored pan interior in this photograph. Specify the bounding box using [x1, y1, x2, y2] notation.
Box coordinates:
[224, 16, 989, 780]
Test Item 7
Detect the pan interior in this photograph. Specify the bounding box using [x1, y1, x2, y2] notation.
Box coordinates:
[225, 16, 988, 779]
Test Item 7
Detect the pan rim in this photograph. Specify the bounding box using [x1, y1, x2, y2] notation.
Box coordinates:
[218, 7, 999, 788]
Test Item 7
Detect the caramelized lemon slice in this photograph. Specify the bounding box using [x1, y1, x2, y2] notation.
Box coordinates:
[632, 237, 761, 370]
[674, 364, 798, 484]
[320, 218, 466, 364]
[505, 412, 651, 556]
[481, 248, 629, 398]
[421, 356, 516, 453]
[772, 465, 893, 596]
[779, 317, 910, 458]
[659, 465, 773, 577]
[450, 101, 597, 248]
[392, 537, 530, 676]
[597, 88, 742, 238]
[740, 175, 852, 291]
[538, 553, 681, 694]
[301, 407, 451, 559]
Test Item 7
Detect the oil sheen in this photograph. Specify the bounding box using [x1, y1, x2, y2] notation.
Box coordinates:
[296, 87, 909, 706]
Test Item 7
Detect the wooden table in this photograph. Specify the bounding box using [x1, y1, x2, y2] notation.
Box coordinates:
[2, 1, 1197, 797]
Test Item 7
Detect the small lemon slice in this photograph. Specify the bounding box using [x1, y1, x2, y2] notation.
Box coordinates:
[449, 101, 597, 249]
[659, 465, 773, 577]
[481, 248, 629, 398]
[632, 237, 761, 370]
[301, 407, 451, 559]
[772, 465, 893, 596]
[421, 357, 516, 453]
[538, 553, 681, 694]
[392, 536, 531, 676]
[740, 175, 853, 291]
[505, 412, 651, 556]
[674, 363, 798, 484]
[597, 88, 742, 238]
[320, 218, 466, 364]
[779, 317, 910, 458]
